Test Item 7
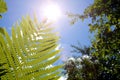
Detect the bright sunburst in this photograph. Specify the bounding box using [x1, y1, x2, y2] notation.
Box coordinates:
[42, 3, 62, 21]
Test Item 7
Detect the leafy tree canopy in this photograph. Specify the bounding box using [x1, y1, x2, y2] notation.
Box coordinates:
[66, 0, 120, 80]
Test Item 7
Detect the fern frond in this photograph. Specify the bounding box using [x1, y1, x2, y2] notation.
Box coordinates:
[0, 16, 62, 80]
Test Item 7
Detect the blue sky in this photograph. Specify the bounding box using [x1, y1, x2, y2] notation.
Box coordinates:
[0, 0, 94, 62]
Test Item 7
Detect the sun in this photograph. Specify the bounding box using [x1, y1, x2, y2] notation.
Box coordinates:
[42, 4, 62, 21]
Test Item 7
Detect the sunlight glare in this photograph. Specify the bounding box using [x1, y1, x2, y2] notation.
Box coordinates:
[42, 4, 61, 21]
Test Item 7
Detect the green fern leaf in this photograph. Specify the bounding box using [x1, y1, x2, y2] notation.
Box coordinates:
[0, 16, 62, 80]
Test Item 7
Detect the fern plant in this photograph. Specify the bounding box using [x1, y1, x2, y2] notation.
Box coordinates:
[0, 16, 62, 80]
[0, 0, 7, 18]
[0, 0, 8, 79]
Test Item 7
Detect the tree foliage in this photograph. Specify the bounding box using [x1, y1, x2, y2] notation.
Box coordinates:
[83, 0, 120, 79]
[71, 43, 91, 56]
[65, 45, 100, 80]
[66, 0, 120, 80]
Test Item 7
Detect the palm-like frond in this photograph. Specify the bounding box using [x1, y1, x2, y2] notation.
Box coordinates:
[0, 0, 7, 13]
[0, 16, 61, 80]
[0, 0, 7, 18]
[0, 63, 7, 79]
